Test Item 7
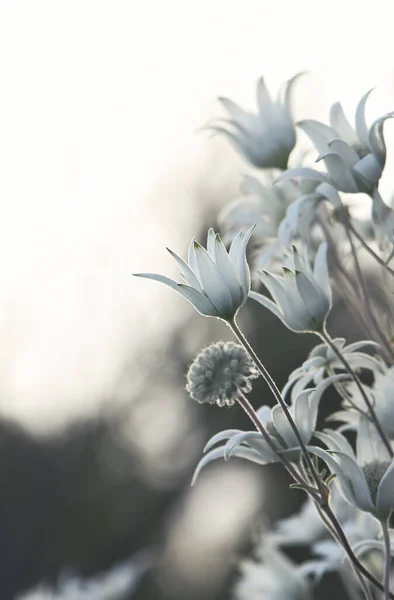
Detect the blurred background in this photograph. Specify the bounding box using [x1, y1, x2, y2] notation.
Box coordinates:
[0, 1, 394, 598]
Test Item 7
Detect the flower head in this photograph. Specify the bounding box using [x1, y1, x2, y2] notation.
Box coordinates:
[134, 226, 255, 321]
[309, 420, 394, 519]
[250, 243, 331, 333]
[233, 544, 311, 600]
[206, 74, 303, 170]
[276, 89, 393, 194]
[186, 341, 259, 407]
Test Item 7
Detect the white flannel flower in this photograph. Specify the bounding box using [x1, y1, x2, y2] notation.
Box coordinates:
[250, 243, 331, 333]
[282, 338, 383, 403]
[276, 89, 393, 194]
[332, 364, 394, 439]
[309, 420, 394, 519]
[268, 481, 355, 548]
[186, 341, 259, 407]
[233, 544, 312, 600]
[191, 376, 342, 484]
[16, 554, 153, 600]
[302, 511, 382, 581]
[371, 188, 394, 261]
[134, 226, 255, 321]
[206, 74, 302, 170]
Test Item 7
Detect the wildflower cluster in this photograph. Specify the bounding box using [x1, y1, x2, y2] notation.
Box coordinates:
[135, 74, 394, 599]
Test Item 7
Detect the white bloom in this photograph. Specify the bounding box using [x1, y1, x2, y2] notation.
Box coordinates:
[134, 226, 255, 321]
[276, 89, 393, 194]
[16, 554, 153, 600]
[268, 482, 355, 548]
[233, 545, 311, 600]
[206, 74, 302, 170]
[250, 243, 331, 332]
[282, 338, 383, 403]
[186, 341, 259, 407]
[371, 188, 394, 260]
[309, 421, 394, 519]
[191, 375, 343, 484]
[333, 363, 394, 439]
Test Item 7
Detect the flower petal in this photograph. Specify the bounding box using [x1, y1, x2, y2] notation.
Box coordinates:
[229, 224, 256, 298]
[191, 445, 270, 485]
[165, 248, 202, 291]
[297, 119, 338, 154]
[249, 291, 284, 323]
[193, 242, 235, 316]
[203, 429, 243, 453]
[177, 283, 219, 317]
[330, 102, 358, 147]
[213, 233, 243, 306]
[316, 152, 359, 193]
[327, 139, 359, 167]
[368, 114, 394, 167]
[355, 88, 374, 148]
[272, 405, 299, 448]
[274, 167, 332, 186]
[376, 461, 394, 516]
[313, 242, 331, 301]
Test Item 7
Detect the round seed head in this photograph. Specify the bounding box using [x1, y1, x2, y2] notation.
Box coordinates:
[186, 341, 259, 407]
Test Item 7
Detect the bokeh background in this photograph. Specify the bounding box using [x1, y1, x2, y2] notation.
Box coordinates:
[0, 1, 394, 598]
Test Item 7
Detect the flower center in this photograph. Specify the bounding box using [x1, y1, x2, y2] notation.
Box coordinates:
[362, 460, 391, 504]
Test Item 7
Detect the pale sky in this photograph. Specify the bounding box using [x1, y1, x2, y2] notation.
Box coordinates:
[0, 0, 393, 432]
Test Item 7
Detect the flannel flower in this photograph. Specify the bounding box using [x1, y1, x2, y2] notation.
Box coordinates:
[309, 420, 394, 519]
[282, 338, 383, 403]
[233, 544, 311, 600]
[206, 74, 302, 170]
[276, 89, 393, 194]
[250, 243, 331, 333]
[134, 226, 255, 321]
[332, 364, 394, 439]
[191, 375, 343, 484]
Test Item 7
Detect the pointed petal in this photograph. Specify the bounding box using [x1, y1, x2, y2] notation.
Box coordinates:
[203, 429, 243, 453]
[331, 451, 375, 512]
[213, 233, 243, 306]
[355, 89, 374, 148]
[316, 152, 359, 192]
[272, 405, 298, 448]
[356, 416, 391, 464]
[225, 431, 277, 462]
[330, 102, 358, 146]
[134, 272, 180, 293]
[249, 290, 284, 322]
[274, 167, 332, 186]
[177, 283, 219, 317]
[297, 119, 338, 154]
[191, 445, 270, 485]
[166, 248, 202, 291]
[368, 114, 394, 167]
[188, 238, 201, 284]
[256, 76, 273, 113]
[229, 224, 255, 298]
[206, 228, 216, 259]
[193, 242, 234, 316]
[315, 182, 343, 208]
[313, 242, 331, 301]
[294, 390, 314, 442]
[352, 153, 382, 188]
[376, 461, 394, 516]
[327, 139, 359, 166]
[218, 97, 249, 123]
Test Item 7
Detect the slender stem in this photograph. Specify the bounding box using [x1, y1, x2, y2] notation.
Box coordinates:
[323, 504, 394, 598]
[340, 565, 373, 600]
[347, 219, 394, 278]
[236, 393, 304, 485]
[381, 517, 392, 600]
[320, 328, 393, 458]
[229, 318, 327, 500]
[343, 217, 394, 363]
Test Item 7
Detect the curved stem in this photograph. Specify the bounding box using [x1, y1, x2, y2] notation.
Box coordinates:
[381, 517, 392, 600]
[319, 328, 393, 458]
[342, 215, 394, 363]
[229, 318, 327, 500]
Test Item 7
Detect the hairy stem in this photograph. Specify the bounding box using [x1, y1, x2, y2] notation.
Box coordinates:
[230, 318, 327, 500]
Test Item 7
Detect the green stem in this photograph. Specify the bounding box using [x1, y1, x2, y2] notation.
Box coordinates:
[320, 328, 393, 458]
[229, 317, 327, 500]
